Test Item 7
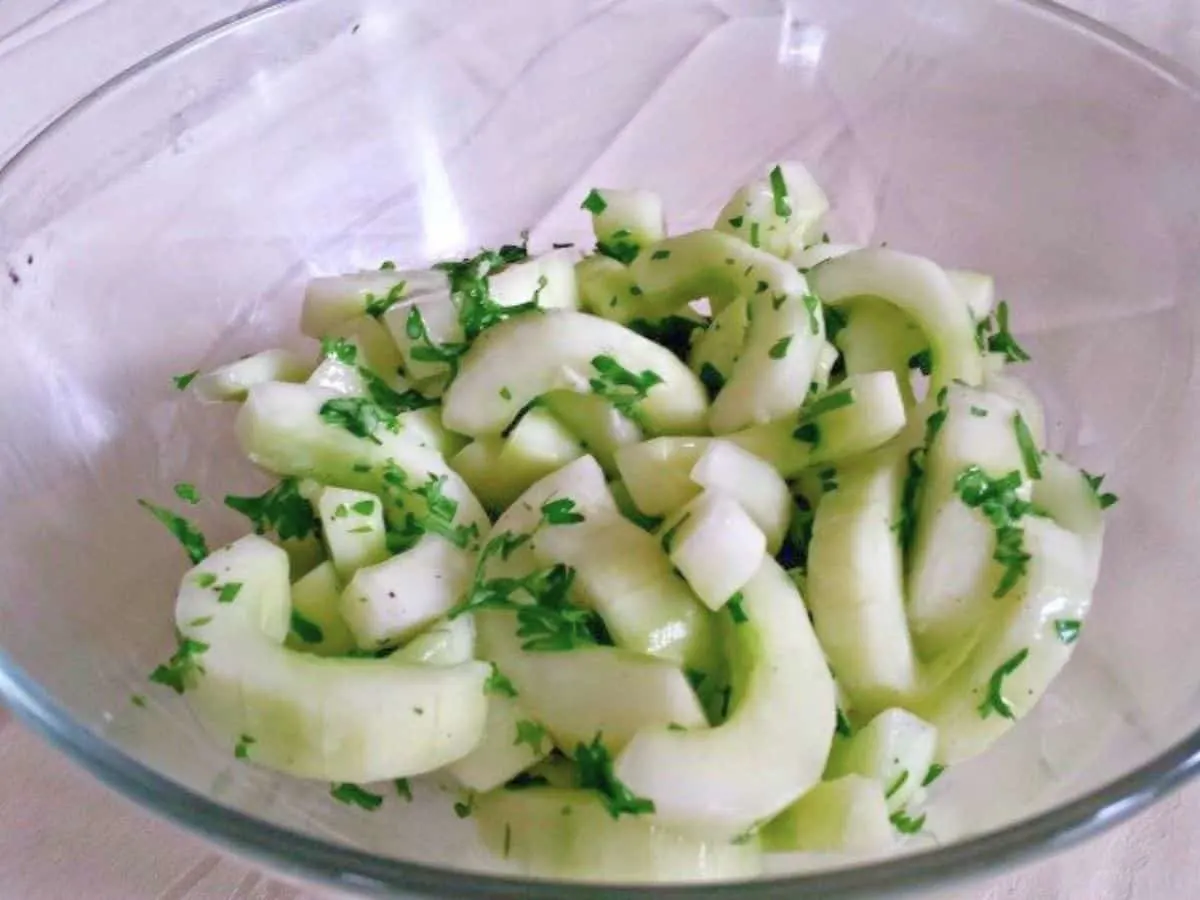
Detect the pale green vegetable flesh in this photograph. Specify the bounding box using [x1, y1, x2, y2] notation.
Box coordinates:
[825, 708, 937, 814]
[301, 269, 438, 338]
[688, 295, 746, 385]
[761, 775, 893, 854]
[540, 390, 643, 475]
[391, 615, 476, 666]
[689, 440, 791, 555]
[488, 249, 580, 311]
[315, 486, 389, 582]
[285, 561, 356, 656]
[664, 490, 766, 612]
[946, 269, 996, 322]
[615, 437, 709, 516]
[834, 302, 923, 406]
[587, 188, 667, 251]
[192, 348, 314, 402]
[715, 162, 829, 259]
[447, 692, 549, 792]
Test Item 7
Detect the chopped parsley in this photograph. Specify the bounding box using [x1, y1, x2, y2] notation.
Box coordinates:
[823, 306, 847, 344]
[726, 592, 748, 623]
[890, 810, 926, 834]
[234, 734, 255, 759]
[196, 572, 217, 588]
[172, 370, 199, 390]
[149, 634, 209, 694]
[1054, 619, 1082, 645]
[698, 362, 726, 399]
[499, 386, 512, 401]
[130, 694, 146, 708]
[749, 221, 761, 248]
[351, 499, 376, 516]
[319, 396, 397, 444]
[290, 610, 325, 644]
[979, 301, 1031, 363]
[977, 647, 1030, 719]
[540, 497, 585, 526]
[884, 770, 909, 799]
[597, 239, 640, 265]
[908, 348, 932, 375]
[514, 720, 548, 755]
[970, 406, 989, 417]
[660, 512, 691, 555]
[453, 795, 475, 818]
[320, 335, 359, 364]
[330, 783, 383, 811]
[173, 483, 201, 505]
[588, 355, 663, 425]
[1013, 413, 1042, 479]
[484, 663, 518, 698]
[728, 215, 745, 229]
[574, 734, 655, 819]
[138, 500, 208, 563]
[358, 368, 438, 415]
[581, 189, 608, 215]
[667, 723, 687, 732]
[225, 477, 318, 541]
[436, 244, 544, 349]
[954, 466, 1032, 598]
[627, 316, 703, 362]
[922, 763, 946, 787]
[217, 582, 242, 604]
[651, 249, 671, 261]
[768, 336, 792, 360]
[835, 707, 853, 738]
[363, 280, 406, 318]
[394, 778, 413, 802]
[404, 307, 468, 379]
[1082, 470, 1119, 509]
[768, 164, 791, 218]
[802, 292, 821, 333]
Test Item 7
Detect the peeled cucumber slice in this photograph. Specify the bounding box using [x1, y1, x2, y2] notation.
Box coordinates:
[285, 561, 356, 657]
[174, 536, 489, 781]
[277, 534, 325, 581]
[834, 301, 923, 406]
[727, 372, 907, 478]
[301, 269, 442, 338]
[448, 693, 549, 793]
[533, 515, 714, 666]
[315, 486, 389, 581]
[614, 437, 709, 517]
[762, 775, 894, 854]
[339, 537, 474, 650]
[576, 254, 640, 323]
[825, 708, 937, 813]
[809, 248, 983, 393]
[329, 316, 406, 389]
[715, 162, 829, 259]
[489, 249, 580, 312]
[441, 310, 708, 438]
[540, 390, 643, 475]
[586, 188, 668, 251]
[192, 349, 314, 402]
[807, 448, 920, 712]
[790, 242, 862, 271]
[381, 287, 458, 386]
[474, 787, 762, 882]
[985, 368, 1046, 446]
[663, 490, 766, 612]
[395, 407, 468, 459]
[306, 357, 367, 397]
[392, 614, 475, 666]
[689, 440, 791, 554]
[614, 559, 836, 837]
[688, 295, 747, 386]
[947, 269, 996, 322]
[1034, 454, 1105, 578]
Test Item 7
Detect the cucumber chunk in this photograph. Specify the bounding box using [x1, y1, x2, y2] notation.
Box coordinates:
[688, 295, 747, 387]
[441, 310, 708, 438]
[715, 162, 829, 259]
[576, 254, 640, 323]
[614, 437, 709, 517]
[834, 301, 923, 406]
[809, 248, 983, 393]
[174, 536, 489, 781]
[534, 514, 714, 665]
[301, 269, 441, 338]
[474, 787, 762, 882]
[790, 242, 861, 271]
[540, 390, 643, 475]
[192, 349, 313, 402]
[315, 486, 389, 581]
[663, 490, 766, 612]
[448, 693, 550, 792]
[489, 249, 579, 311]
[329, 315, 406, 389]
[825, 708, 937, 813]
[392, 614, 476, 666]
[727, 372, 907, 477]
[946, 269, 996, 322]
[689, 440, 791, 554]
[614, 559, 836, 837]
[339, 537, 474, 650]
[586, 188, 668, 252]
[285, 561, 356, 657]
[306, 357, 367, 397]
[761, 775, 893, 854]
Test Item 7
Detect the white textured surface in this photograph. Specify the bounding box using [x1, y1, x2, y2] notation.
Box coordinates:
[1, 1, 1199, 898]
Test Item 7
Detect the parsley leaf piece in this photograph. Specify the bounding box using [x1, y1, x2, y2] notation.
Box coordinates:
[320, 335, 359, 365]
[895, 448, 925, 557]
[954, 465, 1031, 598]
[1054, 619, 1082, 645]
[922, 763, 946, 787]
[404, 307, 468, 378]
[749, 221, 761, 248]
[234, 734, 255, 759]
[823, 305, 848, 344]
[225, 477, 318, 541]
[588, 355, 663, 425]
[890, 810, 926, 834]
[726, 592, 749, 623]
[290, 610, 325, 644]
[970, 405, 989, 418]
[835, 707, 854, 738]
[173, 482, 201, 505]
[319, 396, 397, 444]
[596, 240, 640, 265]
[484, 663, 518, 698]
[130, 694, 146, 708]
[1013, 413, 1042, 479]
[768, 164, 791, 218]
[651, 249, 671, 261]
[728, 215, 745, 229]
[801, 388, 855, 420]
[985, 301, 1031, 363]
[909, 348, 932, 375]
[453, 795, 475, 818]
[574, 733, 656, 819]
[884, 770, 909, 799]
[330, 783, 384, 811]
[217, 582, 242, 604]
[138, 500, 209, 563]
[1082, 470, 1119, 510]
[802, 292, 821, 333]
[514, 719, 548, 754]
[768, 336, 792, 360]
[541, 497, 585, 526]
[581, 189, 607, 215]
[172, 370, 199, 390]
[351, 499, 376, 516]
[149, 635, 209, 694]
[698, 362, 726, 399]
[394, 778, 413, 801]
[977, 647, 1030, 719]
[499, 386, 512, 401]
[792, 422, 820, 445]
[356, 368, 437, 415]
[363, 280, 406, 318]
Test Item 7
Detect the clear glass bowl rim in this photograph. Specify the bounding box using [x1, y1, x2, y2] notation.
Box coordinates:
[2, 0, 1200, 896]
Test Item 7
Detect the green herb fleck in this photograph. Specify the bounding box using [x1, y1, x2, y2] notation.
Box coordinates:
[234, 734, 255, 759]
[768, 336, 792, 360]
[173, 370, 199, 390]
[660, 513, 691, 555]
[541, 497, 585, 526]
[954, 466, 1031, 598]
[217, 582, 242, 604]
[1082, 470, 1119, 510]
[331, 783, 383, 811]
[363, 280, 406, 318]
[499, 386, 512, 401]
[320, 335, 359, 364]
[581, 189, 607, 215]
[909, 349, 932, 375]
[698, 362, 726, 398]
[983, 301, 1031, 363]
[1013, 413, 1042, 479]
[351, 499, 376, 516]
[1054, 619, 1082, 645]
[768, 165, 791, 218]
[978, 647, 1030, 719]
[726, 592, 748, 624]
[667, 722, 687, 732]
[749, 221, 761, 248]
[970, 406, 988, 418]
[319, 396, 397, 445]
[514, 719, 548, 754]
[225, 477, 318, 540]
[138, 500, 208, 563]
[890, 810, 926, 834]
[588, 355, 663, 425]
[173, 483, 201, 505]
[885, 770, 909, 799]
[130, 694, 146, 708]
[574, 733, 655, 819]
[728, 215, 745, 229]
[835, 707, 853, 738]
[453, 795, 475, 818]
[802, 292, 821, 333]
[195, 573, 218, 588]
[290, 610, 325, 644]
[149, 634, 209, 694]
[394, 778, 412, 801]
[484, 663, 518, 698]
[651, 249, 671, 260]
[922, 764, 946, 787]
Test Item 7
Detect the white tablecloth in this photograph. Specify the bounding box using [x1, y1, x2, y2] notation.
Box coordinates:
[2, 1, 1199, 897]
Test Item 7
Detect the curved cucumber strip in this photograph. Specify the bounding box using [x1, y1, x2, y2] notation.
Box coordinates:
[985, 367, 1046, 446]
[906, 386, 1031, 659]
[330, 316, 407, 390]
[285, 561, 356, 657]
[615, 437, 709, 517]
[762, 775, 893, 854]
[835, 301, 923, 406]
[489, 249, 579, 311]
[587, 188, 667, 251]
[174, 536, 489, 781]
[614, 559, 836, 836]
[727, 372, 907, 478]
[917, 515, 1098, 763]
[576, 254, 640, 323]
[315, 486, 388, 581]
[306, 357, 367, 398]
[392, 614, 476, 666]
[947, 269, 996, 322]
[790, 242, 862, 271]
[807, 449, 920, 712]
[540, 390, 643, 475]
[689, 440, 791, 554]
[448, 693, 549, 792]
[825, 708, 937, 814]
[663, 490, 766, 612]
[534, 515, 714, 667]
[395, 407, 468, 459]
[715, 162, 829, 259]
[809, 248, 983, 393]
[474, 787, 762, 882]
[1034, 454, 1106, 580]
[688, 295, 747, 386]
[442, 311, 708, 437]
[301, 269, 441, 338]
[193, 349, 313, 402]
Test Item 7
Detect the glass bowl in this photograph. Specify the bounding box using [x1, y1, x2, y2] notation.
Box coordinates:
[2, 0, 1199, 896]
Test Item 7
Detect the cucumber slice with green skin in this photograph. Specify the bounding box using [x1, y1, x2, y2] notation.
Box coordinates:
[906, 386, 1031, 659]
[809, 248, 983, 394]
[946, 269, 996, 322]
[727, 372, 907, 478]
[790, 242, 862, 271]
[192, 349, 314, 402]
[442, 310, 708, 438]
[689, 440, 791, 554]
[449, 408, 585, 513]
[715, 162, 829, 259]
[614, 558, 837, 837]
[761, 775, 893, 854]
[533, 515, 715, 666]
[286, 561, 356, 657]
[662, 490, 766, 612]
[688, 295, 747, 387]
[614, 437, 709, 517]
[587, 188, 668, 251]
[448, 693, 549, 792]
[540, 390, 643, 475]
[474, 787, 762, 882]
[621, 229, 824, 433]
[807, 448, 920, 712]
[489, 249, 579, 312]
[825, 708, 937, 813]
[392, 614, 476, 666]
[236, 382, 488, 536]
[301, 269, 442, 338]
[339, 536, 475, 650]
[916, 515, 1098, 763]
[174, 536, 489, 781]
[315, 486, 389, 582]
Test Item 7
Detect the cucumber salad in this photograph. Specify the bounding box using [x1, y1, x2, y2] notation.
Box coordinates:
[142, 162, 1116, 882]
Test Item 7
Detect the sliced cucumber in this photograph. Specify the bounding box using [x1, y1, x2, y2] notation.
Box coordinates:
[790, 242, 862, 271]
[809, 248, 983, 393]
[329, 315, 407, 389]
[380, 287, 459, 386]
[614, 437, 709, 517]
[392, 614, 475, 666]
[946, 269, 996, 322]
[1034, 454, 1106, 577]
[533, 514, 714, 666]
[301, 269, 441, 338]
[807, 448, 920, 712]
[277, 534, 325, 581]
[576, 254, 640, 323]
[984, 368, 1046, 446]
[727, 372, 907, 478]
[587, 188, 668, 252]
[489, 249, 580, 311]
[761, 775, 893, 854]
[286, 561, 356, 657]
[663, 490, 766, 612]
[192, 349, 313, 402]
[689, 439, 791, 554]
[339, 537, 474, 650]
[715, 162, 829, 259]
[441, 310, 708, 438]
[306, 357, 367, 397]
[811, 341, 840, 394]
[540, 390, 643, 475]
[834, 301, 922, 406]
[395, 406, 468, 459]
[448, 693, 549, 792]
[315, 486, 389, 581]
[825, 708, 937, 813]
[174, 536, 489, 781]
[474, 787, 762, 882]
[614, 559, 836, 837]
[688, 295, 747, 387]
